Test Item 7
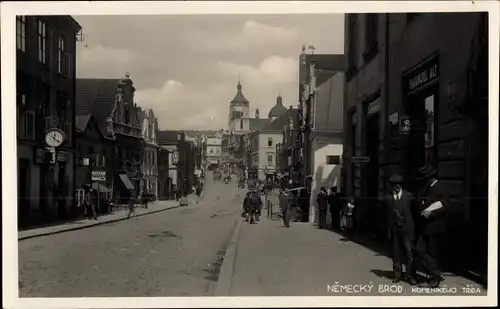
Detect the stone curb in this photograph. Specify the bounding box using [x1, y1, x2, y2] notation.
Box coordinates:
[18, 204, 183, 241]
[215, 218, 244, 296]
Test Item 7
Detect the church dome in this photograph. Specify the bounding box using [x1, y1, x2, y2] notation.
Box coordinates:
[230, 81, 249, 105]
[268, 94, 287, 118]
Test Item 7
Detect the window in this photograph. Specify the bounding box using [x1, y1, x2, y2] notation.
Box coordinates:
[102, 154, 106, 168]
[268, 138, 273, 147]
[16, 16, 26, 52]
[17, 92, 26, 106]
[240, 119, 243, 130]
[24, 111, 35, 140]
[64, 122, 72, 146]
[268, 154, 273, 164]
[424, 95, 435, 167]
[326, 155, 341, 165]
[37, 19, 47, 64]
[17, 107, 25, 139]
[57, 36, 65, 74]
[95, 153, 100, 168]
[363, 13, 378, 58]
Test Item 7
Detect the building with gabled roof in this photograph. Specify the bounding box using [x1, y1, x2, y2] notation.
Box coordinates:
[75, 74, 144, 204]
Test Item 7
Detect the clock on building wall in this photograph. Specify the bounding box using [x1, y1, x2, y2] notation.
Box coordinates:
[45, 128, 66, 148]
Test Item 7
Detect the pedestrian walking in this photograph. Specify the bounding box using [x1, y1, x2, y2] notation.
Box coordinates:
[126, 192, 137, 219]
[316, 187, 329, 229]
[385, 174, 417, 285]
[280, 189, 295, 227]
[413, 166, 448, 288]
[340, 197, 356, 238]
[84, 185, 98, 220]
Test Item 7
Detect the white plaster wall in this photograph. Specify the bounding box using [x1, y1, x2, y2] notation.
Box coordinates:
[256, 133, 282, 180]
[309, 137, 343, 225]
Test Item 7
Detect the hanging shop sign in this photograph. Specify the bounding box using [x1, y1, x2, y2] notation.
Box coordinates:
[399, 116, 412, 135]
[92, 171, 106, 181]
[404, 55, 439, 94]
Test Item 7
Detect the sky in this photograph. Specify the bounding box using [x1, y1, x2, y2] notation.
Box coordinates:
[74, 15, 345, 130]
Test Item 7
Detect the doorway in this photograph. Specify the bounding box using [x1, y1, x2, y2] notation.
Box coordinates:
[18, 159, 31, 227]
[364, 112, 380, 234]
[57, 163, 67, 219]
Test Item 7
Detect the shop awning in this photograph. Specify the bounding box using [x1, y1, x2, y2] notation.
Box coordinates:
[87, 182, 112, 193]
[119, 174, 135, 190]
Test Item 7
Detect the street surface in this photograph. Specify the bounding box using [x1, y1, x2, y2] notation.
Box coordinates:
[228, 216, 487, 296]
[18, 174, 243, 297]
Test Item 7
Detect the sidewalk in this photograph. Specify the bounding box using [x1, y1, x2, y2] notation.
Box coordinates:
[18, 198, 187, 241]
[221, 217, 487, 296]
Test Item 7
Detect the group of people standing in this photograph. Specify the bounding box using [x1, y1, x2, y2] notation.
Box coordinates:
[242, 190, 263, 224]
[314, 165, 448, 289]
[386, 166, 447, 288]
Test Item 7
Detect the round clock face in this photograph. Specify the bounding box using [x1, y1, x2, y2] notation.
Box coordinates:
[45, 129, 65, 147]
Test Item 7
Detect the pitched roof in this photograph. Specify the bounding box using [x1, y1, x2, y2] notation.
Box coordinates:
[261, 108, 299, 132]
[75, 78, 121, 132]
[75, 114, 91, 133]
[230, 82, 249, 105]
[250, 118, 269, 131]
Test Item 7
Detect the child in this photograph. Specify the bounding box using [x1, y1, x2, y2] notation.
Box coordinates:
[341, 197, 356, 239]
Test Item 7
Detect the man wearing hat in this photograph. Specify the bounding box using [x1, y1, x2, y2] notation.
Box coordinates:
[413, 166, 447, 288]
[385, 174, 417, 285]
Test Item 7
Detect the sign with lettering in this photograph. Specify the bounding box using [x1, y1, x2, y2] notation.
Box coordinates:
[57, 151, 70, 162]
[405, 56, 439, 94]
[92, 171, 106, 181]
[399, 116, 412, 135]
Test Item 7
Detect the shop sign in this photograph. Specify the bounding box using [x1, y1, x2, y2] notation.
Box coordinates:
[405, 56, 439, 94]
[92, 171, 106, 181]
[56, 151, 70, 162]
[399, 116, 412, 135]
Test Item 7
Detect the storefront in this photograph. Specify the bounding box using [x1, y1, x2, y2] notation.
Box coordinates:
[402, 52, 440, 193]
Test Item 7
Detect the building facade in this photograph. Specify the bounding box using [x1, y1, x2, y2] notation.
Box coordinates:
[206, 135, 223, 169]
[307, 70, 345, 224]
[157, 147, 171, 200]
[74, 114, 114, 210]
[16, 16, 82, 227]
[140, 109, 159, 199]
[75, 75, 144, 204]
[344, 13, 488, 280]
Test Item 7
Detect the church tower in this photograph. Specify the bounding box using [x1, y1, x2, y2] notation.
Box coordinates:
[228, 79, 250, 135]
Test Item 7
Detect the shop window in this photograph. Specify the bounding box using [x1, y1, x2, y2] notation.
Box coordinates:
[424, 95, 436, 167]
[16, 16, 26, 52]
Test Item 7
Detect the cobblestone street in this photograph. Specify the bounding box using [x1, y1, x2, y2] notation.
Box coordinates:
[18, 178, 244, 297]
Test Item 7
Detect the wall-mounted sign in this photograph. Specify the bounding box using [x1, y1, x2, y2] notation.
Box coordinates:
[404, 55, 439, 94]
[389, 112, 399, 125]
[92, 171, 106, 181]
[352, 156, 370, 163]
[399, 116, 412, 135]
[57, 151, 70, 162]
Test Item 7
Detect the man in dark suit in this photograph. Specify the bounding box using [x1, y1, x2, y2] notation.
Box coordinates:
[414, 166, 447, 288]
[385, 174, 417, 285]
[316, 187, 329, 229]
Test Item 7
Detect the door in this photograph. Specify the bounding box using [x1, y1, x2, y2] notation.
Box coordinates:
[364, 113, 380, 234]
[57, 163, 67, 219]
[18, 159, 31, 227]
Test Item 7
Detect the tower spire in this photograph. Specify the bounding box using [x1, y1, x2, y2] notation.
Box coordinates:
[237, 74, 242, 91]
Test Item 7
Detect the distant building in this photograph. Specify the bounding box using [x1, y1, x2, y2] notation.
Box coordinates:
[247, 97, 294, 181]
[157, 147, 171, 200]
[206, 135, 223, 169]
[75, 75, 144, 204]
[16, 16, 82, 227]
[139, 109, 159, 199]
